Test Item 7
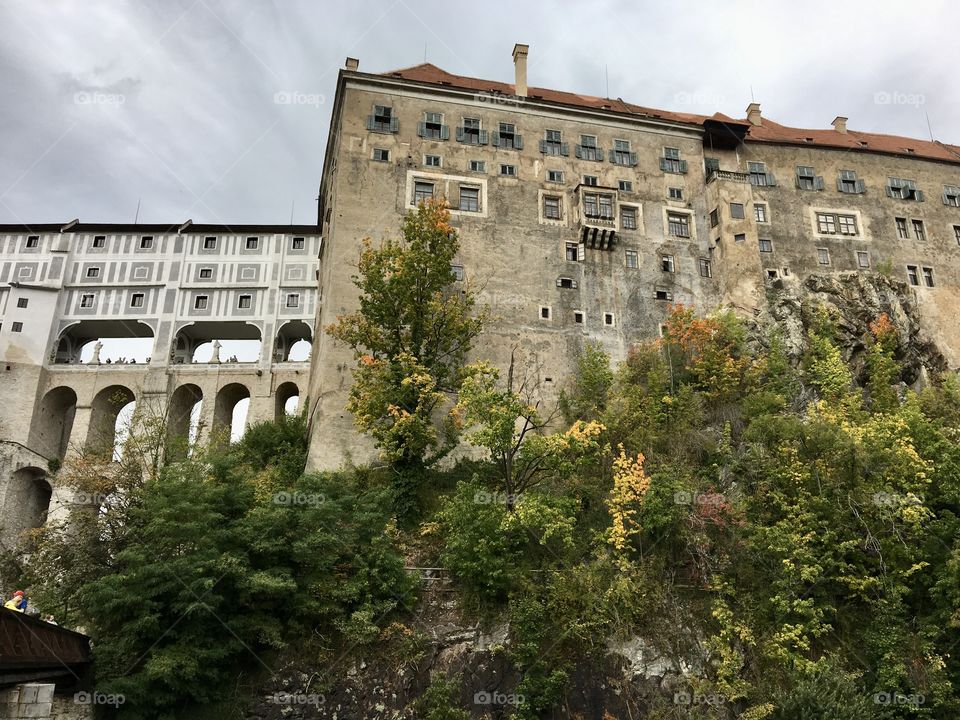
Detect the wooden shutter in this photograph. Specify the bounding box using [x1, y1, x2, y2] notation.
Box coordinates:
[916, 189, 925, 202]
[560, 143, 569, 157]
[365, 115, 376, 131]
[440, 125, 450, 140]
[514, 135, 523, 150]
[575, 145, 583, 159]
[659, 157, 670, 172]
[608, 149, 616, 163]
[490, 132, 500, 147]
[456, 126, 465, 142]
[389, 116, 399, 132]
[417, 122, 427, 137]
[855, 179, 866, 193]
[814, 176, 825, 190]
[679, 160, 688, 173]
[478, 130, 488, 145]
[629, 152, 638, 166]
[538, 139, 547, 153]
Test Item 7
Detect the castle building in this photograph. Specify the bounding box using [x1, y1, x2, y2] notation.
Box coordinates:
[306, 45, 960, 470]
[0, 221, 319, 546]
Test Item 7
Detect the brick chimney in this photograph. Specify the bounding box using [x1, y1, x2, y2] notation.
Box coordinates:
[512, 43, 529, 97]
[832, 116, 848, 134]
[345, 57, 359, 71]
[746, 102, 762, 126]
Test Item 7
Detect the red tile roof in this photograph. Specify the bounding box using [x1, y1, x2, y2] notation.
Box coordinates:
[381, 64, 960, 165]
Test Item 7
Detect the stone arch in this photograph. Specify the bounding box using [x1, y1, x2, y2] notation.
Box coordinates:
[86, 385, 136, 456]
[167, 383, 203, 453]
[274, 320, 313, 362]
[213, 383, 250, 442]
[3, 466, 52, 542]
[173, 321, 262, 364]
[275, 381, 300, 420]
[31, 386, 78, 460]
[54, 319, 154, 364]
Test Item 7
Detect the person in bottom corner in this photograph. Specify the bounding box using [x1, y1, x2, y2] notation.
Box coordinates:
[4, 590, 27, 612]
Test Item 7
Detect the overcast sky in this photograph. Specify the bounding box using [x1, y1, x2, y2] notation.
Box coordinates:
[1, 0, 956, 226]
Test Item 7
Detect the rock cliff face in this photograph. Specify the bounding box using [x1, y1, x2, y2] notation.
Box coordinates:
[758, 272, 949, 384]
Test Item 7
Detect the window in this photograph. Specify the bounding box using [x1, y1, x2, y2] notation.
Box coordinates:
[922, 267, 935, 287]
[943, 185, 960, 206]
[907, 265, 919, 286]
[766, 269, 780, 280]
[80, 294, 94, 308]
[896, 217, 909, 238]
[495, 122, 520, 149]
[583, 175, 598, 186]
[754, 204, 767, 222]
[816, 212, 857, 235]
[857, 251, 870, 268]
[543, 195, 561, 220]
[500, 164, 516, 176]
[565, 242, 580, 261]
[660, 147, 687, 174]
[619, 180, 633, 192]
[451, 265, 465, 281]
[668, 187, 683, 200]
[286, 293, 300, 308]
[419, 112, 447, 140]
[194, 295, 208, 309]
[16, 298, 28, 308]
[86, 267, 100, 278]
[459, 186, 480, 212]
[621, 206, 637, 230]
[655, 290, 672, 301]
[458, 117, 485, 144]
[424, 154, 441, 167]
[838, 215, 858, 235]
[540, 306, 551, 320]
[470, 160, 485, 172]
[709, 208, 719, 228]
[238, 295, 252, 309]
[574, 311, 584, 324]
[796, 165, 823, 190]
[604, 313, 614, 326]
[759, 238, 773, 252]
[838, 170, 865, 194]
[203, 236, 217, 249]
[583, 193, 598, 217]
[954, 225, 960, 246]
[558, 277, 576, 289]
[734, 233, 746, 243]
[698, 258, 712, 278]
[817, 247, 830, 265]
[372, 148, 390, 162]
[246, 236, 259, 250]
[541, 129, 564, 155]
[26, 235, 39, 248]
[414, 181, 434, 204]
[748, 162, 775, 186]
[292, 236, 305, 249]
[912, 219, 926, 241]
[625, 250, 638, 268]
[92, 235, 106, 248]
[611, 139, 635, 166]
[199, 267, 213, 279]
[730, 202, 745, 219]
[130, 293, 145, 308]
[576, 135, 601, 161]
[139, 236, 154, 249]
[887, 177, 923, 201]
[368, 105, 397, 133]
[598, 194, 614, 219]
[547, 169, 564, 183]
[661, 255, 674, 273]
[667, 212, 690, 237]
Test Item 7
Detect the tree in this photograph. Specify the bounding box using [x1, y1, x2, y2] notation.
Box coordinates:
[326, 199, 485, 508]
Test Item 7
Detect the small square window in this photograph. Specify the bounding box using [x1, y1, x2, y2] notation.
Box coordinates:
[500, 164, 516, 176]
[734, 233, 746, 243]
[459, 186, 480, 212]
[139, 236, 154, 249]
[661, 255, 675, 273]
[574, 311, 584, 324]
[470, 160, 485, 172]
[667, 212, 690, 238]
[80, 294, 95, 308]
[754, 204, 767, 222]
[16, 298, 28, 308]
[199, 267, 213, 279]
[857, 251, 870, 268]
[292, 237, 305, 250]
[540, 306, 551, 320]
[92, 235, 106, 248]
[246, 236, 259, 250]
[203, 236, 217, 249]
[195, 295, 208, 310]
[730, 203, 745, 219]
[583, 175, 598, 186]
[618, 180, 633, 192]
[698, 258, 712, 278]
[547, 169, 564, 183]
[766, 269, 780, 279]
[621, 206, 638, 230]
[372, 148, 390, 162]
[668, 187, 683, 200]
[12, 322, 23, 332]
[558, 277, 575, 289]
[130, 293, 145, 308]
[451, 264, 465, 281]
[604, 313, 614, 326]
[565, 242, 580, 261]
[817, 247, 830, 265]
[759, 238, 773, 252]
[86, 267, 100, 278]
[26, 236, 39, 248]
[286, 293, 300, 308]
[424, 154, 441, 167]
[238, 295, 252, 309]
[655, 290, 671, 301]
[625, 250, 638, 269]
[414, 181, 434, 204]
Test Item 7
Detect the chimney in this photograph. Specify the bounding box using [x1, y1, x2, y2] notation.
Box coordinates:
[832, 116, 848, 134]
[345, 57, 359, 71]
[746, 102, 762, 127]
[512, 43, 529, 97]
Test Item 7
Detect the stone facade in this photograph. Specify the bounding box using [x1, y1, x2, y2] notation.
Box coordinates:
[305, 48, 960, 471]
[0, 222, 319, 548]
